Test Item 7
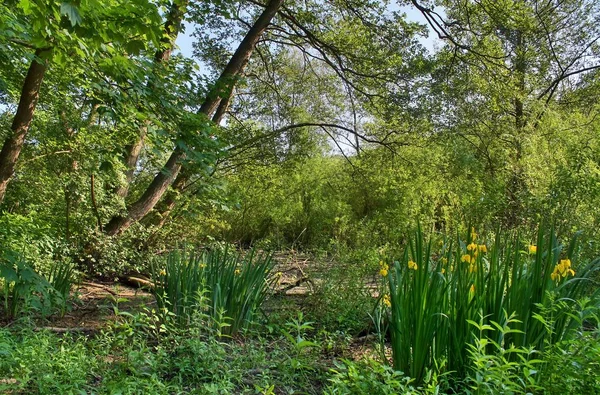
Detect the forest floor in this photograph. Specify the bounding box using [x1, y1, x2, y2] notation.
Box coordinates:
[0, 252, 389, 394]
[15, 251, 380, 360]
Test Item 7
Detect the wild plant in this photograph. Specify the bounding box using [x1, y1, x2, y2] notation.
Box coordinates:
[0, 250, 52, 318]
[382, 224, 600, 385]
[152, 246, 275, 334]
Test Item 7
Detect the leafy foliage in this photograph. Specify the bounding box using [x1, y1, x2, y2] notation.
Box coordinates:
[382, 225, 600, 385]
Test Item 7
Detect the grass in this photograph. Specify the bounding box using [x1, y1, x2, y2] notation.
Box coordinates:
[152, 246, 276, 334]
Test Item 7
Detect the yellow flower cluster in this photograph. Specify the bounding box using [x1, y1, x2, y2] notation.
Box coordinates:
[550, 259, 575, 281]
[529, 245, 537, 254]
[382, 294, 391, 307]
[461, 254, 473, 264]
[234, 269, 241, 275]
[408, 260, 418, 271]
[462, 239, 487, 273]
[467, 243, 487, 255]
[379, 261, 389, 277]
[460, 254, 477, 272]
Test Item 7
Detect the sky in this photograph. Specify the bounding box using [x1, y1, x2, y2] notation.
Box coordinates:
[173, 4, 440, 59]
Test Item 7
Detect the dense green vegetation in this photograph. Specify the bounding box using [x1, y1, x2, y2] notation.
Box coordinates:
[1, 0, 599, 393]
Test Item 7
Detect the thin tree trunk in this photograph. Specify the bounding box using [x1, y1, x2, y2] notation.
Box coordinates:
[0, 48, 50, 203]
[104, 0, 284, 236]
[115, 0, 189, 199]
[115, 126, 147, 198]
[506, 28, 527, 228]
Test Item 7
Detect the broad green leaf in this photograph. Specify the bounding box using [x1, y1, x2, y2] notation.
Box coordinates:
[60, 3, 82, 27]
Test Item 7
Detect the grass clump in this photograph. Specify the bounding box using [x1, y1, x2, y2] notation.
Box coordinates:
[381, 224, 600, 387]
[152, 246, 275, 334]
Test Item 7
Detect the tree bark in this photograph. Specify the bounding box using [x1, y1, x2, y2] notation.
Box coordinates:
[115, 125, 147, 198]
[0, 48, 50, 203]
[506, 28, 527, 228]
[104, 0, 284, 236]
[150, 95, 231, 229]
[115, 0, 189, 199]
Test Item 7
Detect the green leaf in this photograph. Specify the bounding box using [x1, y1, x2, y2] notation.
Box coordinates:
[19, 0, 31, 14]
[125, 40, 146, 55]
[60, 3, 82, 27]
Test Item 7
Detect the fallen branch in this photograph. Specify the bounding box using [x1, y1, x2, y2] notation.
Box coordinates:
[35, 326, 97, 335]
[80, 281, 118, 296]
[274, 276, 311, 295]
[121, 275, 155, 290]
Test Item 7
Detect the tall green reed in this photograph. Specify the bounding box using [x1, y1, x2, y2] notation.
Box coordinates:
[383, 225, 600, 385]
[152, 246, 276, 335]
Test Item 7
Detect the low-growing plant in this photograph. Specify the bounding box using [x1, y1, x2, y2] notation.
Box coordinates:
[382, 224, 600, 386]
[0, 251, 53, 318]
[325, 358, 434, 395]
[465, 313, 543, 395]
[45, 260, 77, 316]
[281, 312, 319, 370]
[152, 246, 276, 334]
[306, 249, 378, 334]
[46, 260, 76, 301]
[536, 297, 600, 394]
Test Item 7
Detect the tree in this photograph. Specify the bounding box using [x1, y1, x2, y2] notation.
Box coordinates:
[103, 0, 286, 236]
[0, 0, 163, 203]
[412, 0, 600, 226]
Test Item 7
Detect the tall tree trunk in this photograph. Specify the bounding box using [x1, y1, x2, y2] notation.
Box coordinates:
[115, 0, 189, 199]
[151, 99, 230, 229]
[0, 48, 50, 203]
[506, 28, 527, 228]
[104, 0, 284, 236]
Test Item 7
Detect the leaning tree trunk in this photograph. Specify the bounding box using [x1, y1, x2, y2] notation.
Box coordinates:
[0, 48, 50, 203]
[104, 0, 285, 236]
[151, 100, 231, 229]
[115, 0, 189, 199]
